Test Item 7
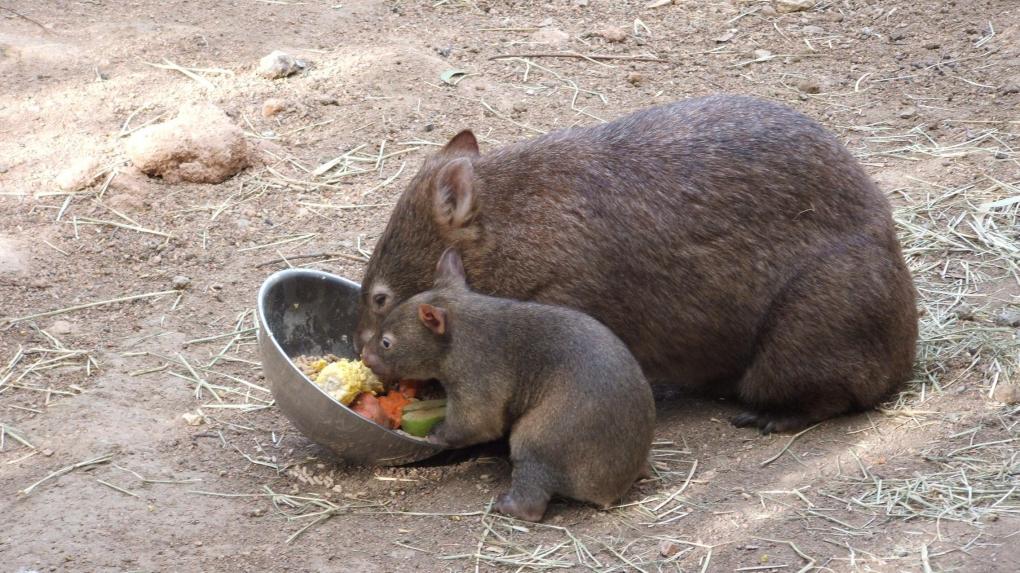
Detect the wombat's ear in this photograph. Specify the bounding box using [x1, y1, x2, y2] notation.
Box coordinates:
[433, 157, 476, 230]
[435, 247, 467, 288]
[442, 130, 480, 158]
[418, 304, 447, 336]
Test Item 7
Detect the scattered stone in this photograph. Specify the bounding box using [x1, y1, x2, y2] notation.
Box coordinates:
[511, 102, 528, 114]
[317, 95, 339, 106]
[714, 29, 737, 43]
[953, 303, 975, 321]
[992, 308, 1020, 327]
[922, 41, 940, 50]
[248, 508, 266, 518]
[659, 540, 681, 557]
[992, 383, 1020, 405]
[0, 163, 8, 174]
[598, 26, 627, 43]
[42, 449, 54, 457]
[182, 412, 204, 426]
[899, 106, 918, 119]
[261, 98, 288, 118]
[1000, 82, 1020, 95]
[801, 25, 825, 35]
[126, 103, 251, 184]
[574, 0, 589, 6]
[753, 48, 773, 61]
[796, 78, 821, 94]
[530, 28, 570, 45]
[627, 72, 644, 86]
[171, 275, 191, 290]
[774, 0, 814, 14]
[890, 31, 906, 41]
[55, 156, 102, 192]
[257, 50, 305, 79]
[48, 320, 73, 335]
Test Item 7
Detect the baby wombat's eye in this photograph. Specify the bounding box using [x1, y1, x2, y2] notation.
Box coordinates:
[381, 336, 393, 349]
[373, 293, 388, 308]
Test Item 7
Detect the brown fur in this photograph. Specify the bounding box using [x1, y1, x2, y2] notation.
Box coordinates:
[361, 249, 656, 522]
[355, 94, 919, 434]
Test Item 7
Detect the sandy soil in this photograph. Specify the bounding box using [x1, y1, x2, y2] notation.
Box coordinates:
[2, 1, 1018, 572]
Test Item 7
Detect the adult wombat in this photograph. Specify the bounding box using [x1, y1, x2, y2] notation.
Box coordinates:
[355, 95, 918, 434]
[361, 249, 655, 521]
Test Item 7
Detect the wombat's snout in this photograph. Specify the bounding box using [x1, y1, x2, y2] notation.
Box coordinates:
[361, 347, 389, 379]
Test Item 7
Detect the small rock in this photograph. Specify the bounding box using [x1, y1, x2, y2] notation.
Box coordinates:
[796, 78, 821, 94]
[530, 28, 570, 45]
[248, 508, 266, 518]
[331, 484, 343, 493]
[1000, 82, 1020, 95]
[42, 449, 54, 457]
[922, 41, 940, 50]
[659, 540, 681, 557]
[953, 303, 975, 321]
[753, 48, 773, 61]
[0, 163, 8, 173]
[774, 0, 814, 14]
[55, 156, 102, 192]
[436, 46, 453, 58]
[423, 123, 435, 132]
[48, 320, 73, 335]
[257, 50, 305, 79]
[261, 98, 288, 118]
[598, 26, 627, 43]
[992, 309, 1020, 327]
[899, 107, 918, 119]
[182, 412, 204, 426]
[627, 72, 644, 86]
[126, 103, 251, 184]
[890, 31, 906, 41]
[992, 384, 1020, 405]
[801, 25, 825, 35]
[317, 95, 339, 106]
[512, 102, 528, 114]
[574, 0, 589, 6]
[714, 29, 737, 43]
[171, 275, 191, 290]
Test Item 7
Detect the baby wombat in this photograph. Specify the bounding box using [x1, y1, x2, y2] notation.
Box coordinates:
[356, 94, 918, 434]
[361, 249, 655, 522]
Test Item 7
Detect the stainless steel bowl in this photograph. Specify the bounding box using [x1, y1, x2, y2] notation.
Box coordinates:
[256, 268, 446, 466]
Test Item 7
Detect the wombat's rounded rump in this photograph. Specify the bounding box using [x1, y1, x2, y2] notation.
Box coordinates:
[356, 94, 919, 433]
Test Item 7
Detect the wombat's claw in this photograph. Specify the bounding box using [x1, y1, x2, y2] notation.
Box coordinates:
[731, 411, 808, 435]
[494, 492, 546, 522]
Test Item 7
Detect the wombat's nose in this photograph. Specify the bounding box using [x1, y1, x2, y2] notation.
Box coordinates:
[362, 350, 379, 370]
[354, 329, 373, 356]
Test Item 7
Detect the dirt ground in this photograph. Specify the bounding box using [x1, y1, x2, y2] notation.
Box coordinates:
[2, 1, 1018, 571]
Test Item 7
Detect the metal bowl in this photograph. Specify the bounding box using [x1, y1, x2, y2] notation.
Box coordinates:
[256, 268, 446, 466]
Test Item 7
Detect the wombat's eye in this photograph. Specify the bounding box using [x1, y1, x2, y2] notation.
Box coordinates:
[381, 336, 392, 349]
[373, 293, 388, 308]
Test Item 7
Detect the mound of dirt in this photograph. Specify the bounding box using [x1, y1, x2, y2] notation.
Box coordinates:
[125, 103, 251, 184]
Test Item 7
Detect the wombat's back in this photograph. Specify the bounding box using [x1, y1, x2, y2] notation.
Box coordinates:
[466, 95, 908, 387]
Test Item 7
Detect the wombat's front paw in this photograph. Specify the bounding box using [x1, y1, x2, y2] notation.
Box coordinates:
[494, 492, 547, 522]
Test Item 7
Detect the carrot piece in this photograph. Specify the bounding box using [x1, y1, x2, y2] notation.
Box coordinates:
[377, 391, 411, 428]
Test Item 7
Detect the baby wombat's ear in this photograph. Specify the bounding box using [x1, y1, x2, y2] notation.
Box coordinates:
[418, 303, 448, 336]
[435, 247, 467, 288]
[433, 157, 477, 230]
[441, 130, 480, 158]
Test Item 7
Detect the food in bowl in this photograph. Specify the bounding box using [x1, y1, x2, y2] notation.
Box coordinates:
[292, 354, 446, 438]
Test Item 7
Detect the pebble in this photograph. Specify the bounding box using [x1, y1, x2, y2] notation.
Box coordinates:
[796, 78, 821, 94]
[992, 309, 1020, 327]
[55, 156, 102, 192]
[992, 384, 1020, 405]
[171, 275, 191, 290]
[801, 25, 825, 35]
[714, 29, 737, 43]
[48, 320, 73, 335]
[627, 72, 644, 86]
[1000, 82, 1020, 95]
[953, 303, 975, 321]
[899, 107, 918, 119]
[530, 28, 570, 45]
[659, 540, 681, 557]
[257, 50, 306, 79]
[774, 0, 814, 13]
[182, 412, 204, 426]
[261, 98, 288, 118]
[923, 41, 940, 49]
[753, 48, 773, 60]
[598, 26, 627, 43]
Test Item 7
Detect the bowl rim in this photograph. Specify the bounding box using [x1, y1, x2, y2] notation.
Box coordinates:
[256, 267, 444, 450]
